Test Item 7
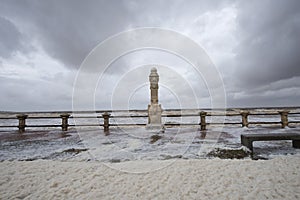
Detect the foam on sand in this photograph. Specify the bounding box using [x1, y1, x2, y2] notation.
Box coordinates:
[1, 156, 299, 199]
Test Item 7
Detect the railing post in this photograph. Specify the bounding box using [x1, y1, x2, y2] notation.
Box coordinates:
[241, 111, 250, 127]
[60, 113, 70, 131]
[279, 111, 289, 128]
[200, 111, 207, 131]
[16, 114, 28, 133]
[102, 112, 110, 132]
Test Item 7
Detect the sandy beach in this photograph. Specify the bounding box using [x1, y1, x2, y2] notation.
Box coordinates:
[1, 156, 299, 199]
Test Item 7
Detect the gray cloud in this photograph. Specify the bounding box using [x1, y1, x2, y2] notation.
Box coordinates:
[1, 0, 137, 68]
[0, 0, 300, 110]
[0, 17, 26, 58]
[0, 0, 231, 69]
[233, 0, 300, 88]
[0, 76, 73, 111]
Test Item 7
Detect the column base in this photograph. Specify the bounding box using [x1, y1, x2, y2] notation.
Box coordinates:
[146, 124, 165, 133]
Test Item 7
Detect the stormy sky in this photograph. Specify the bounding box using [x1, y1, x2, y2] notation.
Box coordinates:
[0, 0, 300, 111]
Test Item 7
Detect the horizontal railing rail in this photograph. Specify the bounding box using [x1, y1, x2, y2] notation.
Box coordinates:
[0, 107, 299, 133]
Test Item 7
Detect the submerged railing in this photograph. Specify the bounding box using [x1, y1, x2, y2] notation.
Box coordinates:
[0, 107, 299, 133]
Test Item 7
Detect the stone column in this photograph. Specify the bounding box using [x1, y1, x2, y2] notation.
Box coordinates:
[146, 68, 163, 131]
[102, 112, 110, 132]
[279, 111, 289, 128]
[60, 113, 70, 131]
[150, 68, 159, 104]
[241, 111, 250, 127]
[200, 111, 207, 131]
[16, 114, 28, 133]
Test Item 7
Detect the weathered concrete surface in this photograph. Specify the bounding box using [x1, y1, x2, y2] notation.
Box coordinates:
[147, 68, 163, 131]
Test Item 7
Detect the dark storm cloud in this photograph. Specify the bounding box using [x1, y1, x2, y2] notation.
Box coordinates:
[0, 0, 231, 69]
[0, 17, 27, 58]
[233, 0, 300, 89]
[0, 0, 135, 68]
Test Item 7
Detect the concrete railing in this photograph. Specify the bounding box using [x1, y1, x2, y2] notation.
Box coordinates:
[0, 108, 299, 133]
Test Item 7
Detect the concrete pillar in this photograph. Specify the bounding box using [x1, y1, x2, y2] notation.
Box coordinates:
[149, 67, 159, 104]
[200, 111, 207, 131]
[241, 111, 250, 127]
[60, 113, 70, 131]
[102, 112, 110, 132]
[279, 111, 289, 128]
[146, 68, 163, 130]
[16, 114, 28, 133]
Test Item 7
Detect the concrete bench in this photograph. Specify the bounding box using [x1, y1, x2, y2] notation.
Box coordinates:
[241, 133, 300, 151]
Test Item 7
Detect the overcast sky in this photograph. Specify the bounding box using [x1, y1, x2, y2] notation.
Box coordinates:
[0, 0, 300, 111]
